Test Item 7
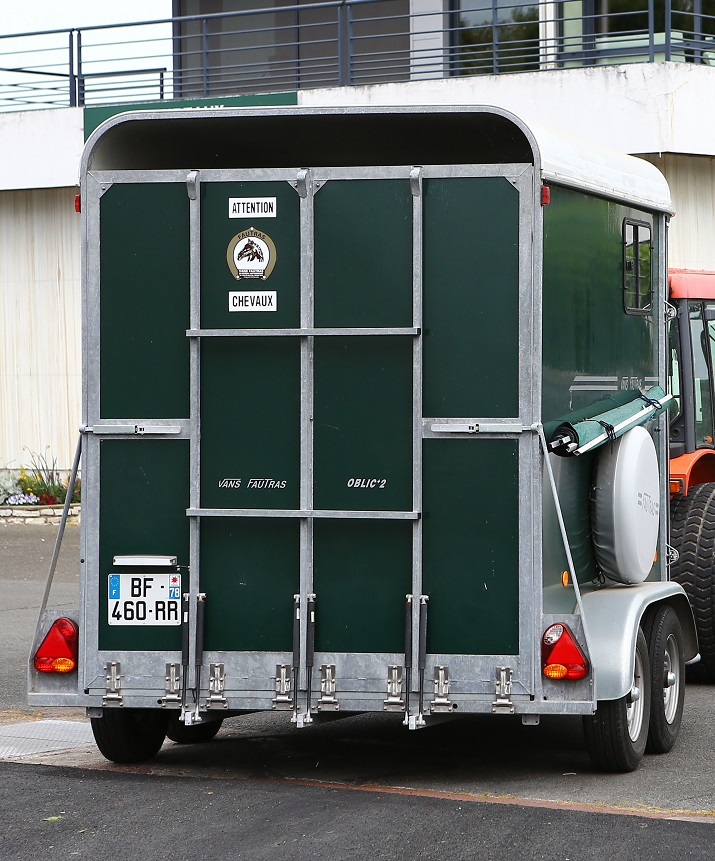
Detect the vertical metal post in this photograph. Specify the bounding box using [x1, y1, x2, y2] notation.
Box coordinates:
[664, 0, 672, 61]
[77, 29, 85, 106]
[68, 31, 76, 107]
[491, 0, 499, 74]
[410, 165, 424, 710]
[202, 17, 209, 97]
[694, 0, 704, 63]
[338, 1, 350, 86]
[648, 0, 656, 62]
[298, 168, 315, 726]
[186, 169, 201, 720]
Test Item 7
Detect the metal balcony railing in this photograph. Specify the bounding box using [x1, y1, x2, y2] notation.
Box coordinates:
[0, 0, 714, 111]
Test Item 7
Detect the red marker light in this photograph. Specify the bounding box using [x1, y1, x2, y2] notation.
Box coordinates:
[74, 194, 81, 213]
[541, 185, 551, 206]
[34, 617, 79, 673]
[542, 623, 588, 680]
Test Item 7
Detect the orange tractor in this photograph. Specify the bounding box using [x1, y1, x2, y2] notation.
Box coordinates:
[668, 269, 715, 681]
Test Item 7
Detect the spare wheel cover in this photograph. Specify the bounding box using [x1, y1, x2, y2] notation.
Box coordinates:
[592, 426, 660, 584]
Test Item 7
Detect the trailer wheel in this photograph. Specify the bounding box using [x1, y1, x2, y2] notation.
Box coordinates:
[90, 708, 169, 764]
[582, 628, 651, 772]
[670, 483, 715, 682]
[166, 714, 223, 744]
[643, 605, 685, 754]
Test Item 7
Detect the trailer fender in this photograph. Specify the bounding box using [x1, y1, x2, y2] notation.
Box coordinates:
[580, 583, 698, 701]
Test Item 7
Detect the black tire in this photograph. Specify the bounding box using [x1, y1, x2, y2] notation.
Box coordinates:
[90, 708, 169, 764]
[643, 605, 685, 754]
[166, 713, 223, 744]
[583, 628, 651, 773]
[670, 483, 715, 682]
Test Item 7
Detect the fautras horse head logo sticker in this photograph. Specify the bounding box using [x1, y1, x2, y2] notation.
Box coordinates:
[227, 227, 277, 280]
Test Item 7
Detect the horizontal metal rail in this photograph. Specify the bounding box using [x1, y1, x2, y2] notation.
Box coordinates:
[1, 1, 714, 111]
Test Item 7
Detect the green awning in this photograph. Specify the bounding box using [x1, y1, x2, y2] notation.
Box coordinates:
[548, 386, 671, 457]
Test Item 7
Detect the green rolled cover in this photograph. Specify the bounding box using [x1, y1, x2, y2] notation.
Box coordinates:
[549, 386, 671, 457]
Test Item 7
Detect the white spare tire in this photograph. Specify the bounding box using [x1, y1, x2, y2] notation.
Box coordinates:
[591, 426, 660, 584]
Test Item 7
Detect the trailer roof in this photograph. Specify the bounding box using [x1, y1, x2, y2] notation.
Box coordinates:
[669, 269, 715, 299]
[83, 105, 672, 214]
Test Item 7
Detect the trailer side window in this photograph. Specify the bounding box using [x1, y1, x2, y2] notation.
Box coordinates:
[623, 220, 652, 313]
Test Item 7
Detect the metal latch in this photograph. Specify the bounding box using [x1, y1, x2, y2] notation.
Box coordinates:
[273, 663, 294, 710]
[88, 425, 182, 436]
[384, 665, 405, 711]
[205, 663, 228, 710]
[430, 665, 455, 713]
[161, 662, 181, 706]
[316, 664, 339, 711]
[492, 666, 514, 714]
[103, 661, 123, 707]
[430, 422, 524, 435]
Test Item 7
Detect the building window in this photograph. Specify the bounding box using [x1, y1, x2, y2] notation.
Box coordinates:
[623, 219, 652, 313]
[451, 0, 540, 74]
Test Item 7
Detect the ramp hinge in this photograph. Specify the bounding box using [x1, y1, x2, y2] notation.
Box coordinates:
[410, 166, 423, 197]
[384, 664, 405, 711]
[273, 663, 294, 710]
[102, 660, 123, 707]
[161, 662, 182, 706]
[186, 170, 199, 200]
[205, 663, 228, 710]
[316, 664, 340, 711]
[430, 665, 455, 713]
[296, 168, 312, 199]
[492, 666, 514, 714]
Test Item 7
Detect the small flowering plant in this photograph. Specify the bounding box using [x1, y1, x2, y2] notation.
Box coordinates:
[6, 492, 40, 505]
[1, 448, 81, 506]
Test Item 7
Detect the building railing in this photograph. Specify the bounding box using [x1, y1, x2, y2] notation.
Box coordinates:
[0, 0, 714, 111]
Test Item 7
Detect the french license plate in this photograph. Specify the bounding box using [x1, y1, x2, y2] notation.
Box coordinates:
[108, 573, 182, 626]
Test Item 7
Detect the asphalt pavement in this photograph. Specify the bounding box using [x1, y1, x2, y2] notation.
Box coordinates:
[1, 522, 715, 860]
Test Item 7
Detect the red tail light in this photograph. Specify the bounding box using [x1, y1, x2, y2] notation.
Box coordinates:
[34, 618, 79, 673]
[542, 623, 589, 680]
[74, 193, 81, 213]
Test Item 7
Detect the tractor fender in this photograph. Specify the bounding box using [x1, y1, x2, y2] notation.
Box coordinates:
[581, 582, 697, 701]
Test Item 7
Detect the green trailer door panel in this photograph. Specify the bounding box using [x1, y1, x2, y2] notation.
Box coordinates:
[313, 520, 413, 654]
[200, 181, 301, 330]
[423, 177, 520, 419]
[98, 439, 190, 652]
[200, 518, 299, 652]
[99, 183, 190, 419]
[88, 163, 535, 711]
[313, 336, 414, 512]
[200, 337, 301, 510]
[422, 438, 520, 657]
[314, 179, 413, 328]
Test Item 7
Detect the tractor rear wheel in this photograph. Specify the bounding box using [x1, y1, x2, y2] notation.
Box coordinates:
[670, 482, 715, 682]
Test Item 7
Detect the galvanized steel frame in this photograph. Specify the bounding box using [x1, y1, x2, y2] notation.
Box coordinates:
[75, 160, 548, 716]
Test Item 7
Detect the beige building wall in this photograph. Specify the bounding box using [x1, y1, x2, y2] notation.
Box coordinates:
[0, 187, 81, 472]
[642, 153, 715, 271]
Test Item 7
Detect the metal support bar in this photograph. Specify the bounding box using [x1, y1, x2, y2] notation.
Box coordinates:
[304, 593, 316, 721]
[403, 594, 413, 725]
[180, 592, 190, 715]
[415, 595, 429, 727]
[192, 593, 206, 723]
